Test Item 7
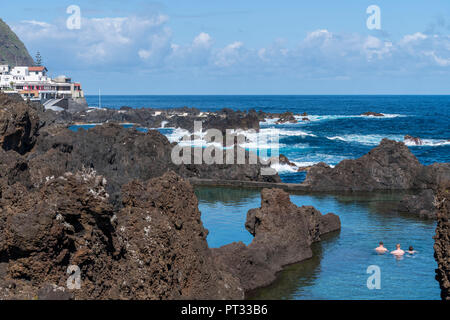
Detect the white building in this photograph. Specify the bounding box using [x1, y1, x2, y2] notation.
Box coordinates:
[0, 65, 84, 101]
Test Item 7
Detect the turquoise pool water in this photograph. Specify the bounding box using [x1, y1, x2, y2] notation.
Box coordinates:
[195, 186, 440, 300]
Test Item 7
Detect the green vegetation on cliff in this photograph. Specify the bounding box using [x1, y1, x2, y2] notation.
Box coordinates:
[0, 18, 34, 66]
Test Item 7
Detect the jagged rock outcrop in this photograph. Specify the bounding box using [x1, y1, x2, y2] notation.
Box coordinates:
[212, 188, 340, 292]
[302, 139, 450, 191]
[28, 124, 177, 205]
[0, 93, 39, 154]
[0, 170, 243, 300]
[30, 124, 279, 205]
[398, 189, 437, 219]
[434, 183, 450, 300]
[276, 112, 297, 124]
[0, 169, 118, 300]
[114, 172, 242, 299]
[51, 107, 261, 133]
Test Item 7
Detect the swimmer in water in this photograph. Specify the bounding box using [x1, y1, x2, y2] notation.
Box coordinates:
[406, 246, 417, 255]
[390, 244, 405, 256]
[375, 241, 388, 254]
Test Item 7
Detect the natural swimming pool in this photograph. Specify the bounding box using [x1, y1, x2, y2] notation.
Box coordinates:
[195, 186, 440, 300]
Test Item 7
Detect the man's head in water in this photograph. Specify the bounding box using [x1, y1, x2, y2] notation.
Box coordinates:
[375, 242, 388, 253]
[391, 244, 405, 256]
[409, 246, 413, 251]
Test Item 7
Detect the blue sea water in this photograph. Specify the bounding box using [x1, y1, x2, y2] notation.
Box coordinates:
[82, 95, 449, 300]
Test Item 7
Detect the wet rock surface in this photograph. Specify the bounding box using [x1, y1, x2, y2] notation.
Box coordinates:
[302, 138, 450, 191]
[434, 183, 450, 300]
[361, 111, 384, 117]
[275, 112, 297, 124]
[398, 189, 437, 219]
[212, 188, 340, 292]
[404, 135, 423, 146]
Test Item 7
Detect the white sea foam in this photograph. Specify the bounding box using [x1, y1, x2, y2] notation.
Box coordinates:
[327, 134, 404, 145]
[404, 139, 450, 147]
[295, 114, 405, 122]
[327, 134, 450, 147]
[270, 163, 298, 173]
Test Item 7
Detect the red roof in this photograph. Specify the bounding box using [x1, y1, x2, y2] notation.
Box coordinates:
[28, 66, 47, 72]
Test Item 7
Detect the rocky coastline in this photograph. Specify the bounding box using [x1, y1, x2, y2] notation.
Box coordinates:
[1, 92, 449, 300]
[0, 93, 339, 299]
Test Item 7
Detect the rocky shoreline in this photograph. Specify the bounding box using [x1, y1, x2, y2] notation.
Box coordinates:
[1, 92, 449, 300]
[0, 92, 340, 299]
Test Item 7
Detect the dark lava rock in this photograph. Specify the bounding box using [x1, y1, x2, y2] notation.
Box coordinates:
[278, 154, 296, 167]
[398, 189, 437, 219]
[212, 188, 340, 292]
[114, 171, 242, 299]
[37, 283, 74, 300]
[0, 92, 39, 154]
[0, 169, 119, 300]
[301, 139, 450, 191]
[434, 183, 450, 300]
[404, 135, 423, 146]
[200, 109, 260, 133]
[269, 154, 296, 168]
[361, 111, 384, 117]
[28, 124, 279, 206]
[276, 112, 297, 124]
[0, 170, 242, 300]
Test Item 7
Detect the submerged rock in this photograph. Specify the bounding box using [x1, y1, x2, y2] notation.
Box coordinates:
[434, 183, 450, 300]
[212, 188, 340, 292]
[302, 139, 450, 191]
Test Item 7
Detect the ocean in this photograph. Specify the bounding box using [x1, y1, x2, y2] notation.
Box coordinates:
[84, 95, 449, 299]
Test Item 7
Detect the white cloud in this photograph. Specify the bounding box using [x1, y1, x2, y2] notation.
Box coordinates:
[424, 51, 450, 66]
[192, 32, 213, 48]
[22, 20, 53, 28]
[400, 32, 427, 44]
[214, 41, 244, 67]
[11, 16, 450, 78]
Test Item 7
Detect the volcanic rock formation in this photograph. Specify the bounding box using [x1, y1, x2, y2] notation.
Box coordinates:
[212, 188, 341, 292]
[434, 183, 450, 300]
[0, 170, 243, 300]
[301, 139, 450, 191]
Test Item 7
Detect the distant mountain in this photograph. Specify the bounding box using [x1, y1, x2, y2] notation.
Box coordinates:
[0, 18, 34, 66]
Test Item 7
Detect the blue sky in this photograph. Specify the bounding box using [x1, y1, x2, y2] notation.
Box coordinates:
[2, 0, 450, 94]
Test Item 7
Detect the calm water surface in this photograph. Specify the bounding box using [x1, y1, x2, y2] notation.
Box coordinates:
[195, 186, 440, 300]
